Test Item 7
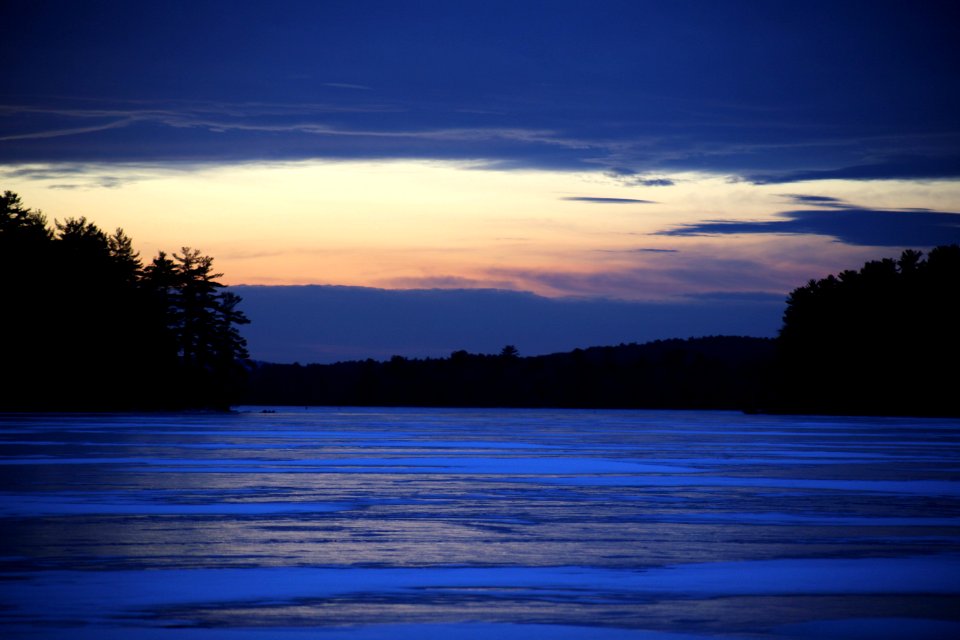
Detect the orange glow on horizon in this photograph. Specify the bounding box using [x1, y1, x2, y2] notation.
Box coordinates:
[6, 160, 959, 300]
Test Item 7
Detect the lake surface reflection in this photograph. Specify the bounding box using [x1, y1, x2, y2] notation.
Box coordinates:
[2, 408, 959, 639]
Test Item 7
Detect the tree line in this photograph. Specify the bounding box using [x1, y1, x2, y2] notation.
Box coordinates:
[4, 189, 956, 415]
[244, 245, 959, 416]
[773, 244, 959, 416]
[243, 336, 776, 410]
[1, 191, 249, 410]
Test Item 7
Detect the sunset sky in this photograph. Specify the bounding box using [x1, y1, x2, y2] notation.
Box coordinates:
[3, 1, 959, 361]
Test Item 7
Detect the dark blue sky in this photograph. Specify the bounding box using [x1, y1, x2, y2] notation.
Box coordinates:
[233, 285, 783, 363]
[3, 0, 959, 179]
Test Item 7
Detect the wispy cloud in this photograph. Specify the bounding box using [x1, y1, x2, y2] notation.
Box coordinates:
[682, 291, 786, 303]
[745, 156, 960, 184]
[1, 99, 620, 169]
[604, 169, 676, 187]
[0, 101, 403, 146]
[218, 249, 294, 261]
[1, 165, 93, 180]
[658, 207, 960, 247]
[0, 101, 585, 142]
[0, 162, 181, 189]
[487, 253, 800, 301]
[781, 194, 848, 207]
[636, 178, 675, 187]
[0, 118, 135, 142]
[47, 176, 126, 189]
[593, 247, 680, 254]
[323, 83, 373, 91]
[378, 275, 519, 289]
[3, 98, 958, 181]
[4, 3, 960, 179]
[562, 196, 657, 204]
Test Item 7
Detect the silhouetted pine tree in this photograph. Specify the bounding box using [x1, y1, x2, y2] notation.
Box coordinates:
[0, 191, 250, 410]
[776, 245, 960, 416]
[1, 191, 56, 405]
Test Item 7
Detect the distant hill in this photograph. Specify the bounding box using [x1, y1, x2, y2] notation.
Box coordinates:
[242, 336, 776, 410]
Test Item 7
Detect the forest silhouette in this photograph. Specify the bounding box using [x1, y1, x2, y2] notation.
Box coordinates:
[3, 190, 957, 415]
[245, 337, 776, 410]
[245, 247, 959, 416]
[1, 191, 249, 410]
[774, 244, 960, 416]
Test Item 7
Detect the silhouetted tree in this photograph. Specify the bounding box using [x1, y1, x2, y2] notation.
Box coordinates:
[140, 247, 250, 409]
[1, 192, 56, 404]
[776, 245, 960, 416]
[500, 345, 519, 359]
[52, 217, 134, 407]
[142, 250, 183, 393]
[0, 191, 250, 410]
[243, 337, 776, 410]
[1, 191, 50, 242]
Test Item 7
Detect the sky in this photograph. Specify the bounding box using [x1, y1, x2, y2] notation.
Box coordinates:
[3, 1, 960, 362]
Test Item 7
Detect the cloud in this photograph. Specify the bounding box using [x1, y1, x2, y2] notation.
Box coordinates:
[230, 285, 782, 363]
[593, 248, 680, 254]
[658, 208, 960, 247]
[3, 100, 958, 181]
[323, 83, 373, 91]
[745, 156, 960, 184]
[562, 196, 657, 204]
[604, 169, 676, 187]
[3, 5, 959, 177]
[218, 249, 293, 260]
[378, 275, 519, 289]
[782, 194, 848, 207]
[0, 162, 166, 189]
[0, 118, 134, 142]
[636, 178, 675, 187]
[488, 254, 801, 301]
[0, 100, 607, 166]
[48, 177, 128, 190]
[1, 165, 92, 180]
[605, 167, 676, 187]
[683, 291, 786, 303]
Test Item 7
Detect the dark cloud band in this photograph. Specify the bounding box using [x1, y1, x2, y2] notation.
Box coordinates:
[746, 157, 960, 184]
[563, 197, 656, 204]
[659, 208, 960, 247]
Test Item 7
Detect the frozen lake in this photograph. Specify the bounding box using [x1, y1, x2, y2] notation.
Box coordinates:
[1, 408, 959, 639]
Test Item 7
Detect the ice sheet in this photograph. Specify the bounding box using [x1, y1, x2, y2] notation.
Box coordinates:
[2, 408, 959, 639]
